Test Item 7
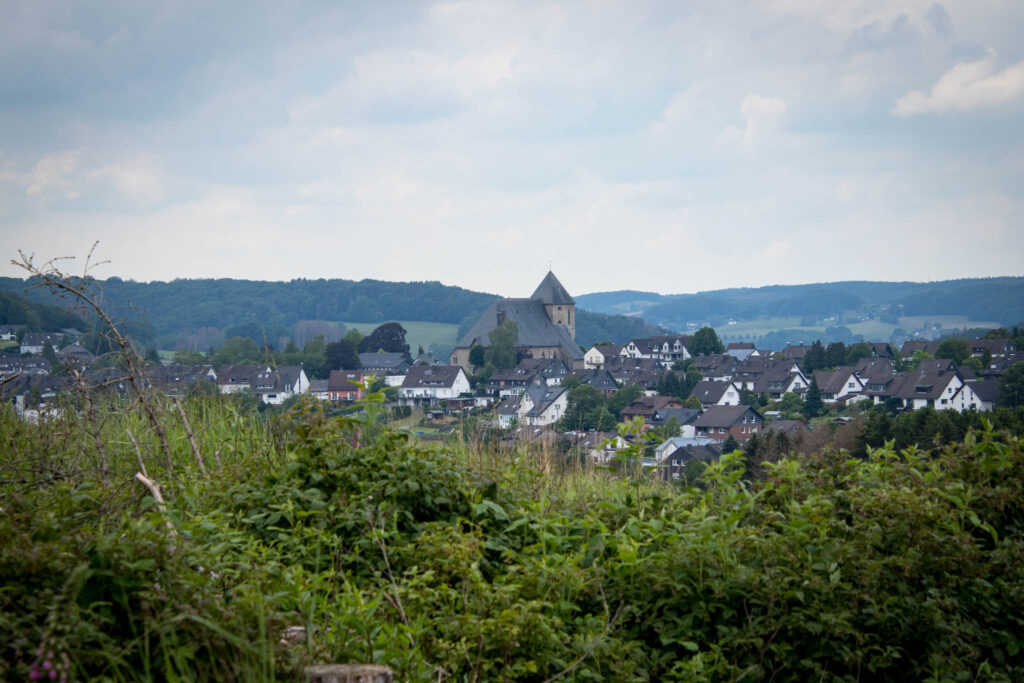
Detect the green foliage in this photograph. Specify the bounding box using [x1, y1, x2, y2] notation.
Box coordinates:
[689, 326, 724, 355]
[468, 343, 486, 368]
[484, 320, 518, 370]
[1000, 362, 1024, 408]
[802, 340, 827, 373]
[936, 336, 972, 365]
[172, 349, 208, 365]
[212, 336, 263, 368]
[358, 322, 411, 359]
[6, 388, 1024, 681]
[803, 377, 825, 417]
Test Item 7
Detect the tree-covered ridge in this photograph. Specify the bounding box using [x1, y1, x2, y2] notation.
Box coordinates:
[578, 277, 1024, 328]
[0, 277, 668, 351]
[0, 289, 85, 332]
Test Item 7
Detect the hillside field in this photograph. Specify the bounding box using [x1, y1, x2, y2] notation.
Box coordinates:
[341, 320, 460, 356]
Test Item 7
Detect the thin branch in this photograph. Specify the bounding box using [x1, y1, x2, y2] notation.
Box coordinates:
[173, 398, 208, 477]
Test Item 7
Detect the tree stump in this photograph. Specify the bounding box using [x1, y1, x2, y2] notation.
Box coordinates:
[305, 664, 393, 683]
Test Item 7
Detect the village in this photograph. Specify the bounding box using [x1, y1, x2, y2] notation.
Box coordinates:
[2, 272, 1021, 481]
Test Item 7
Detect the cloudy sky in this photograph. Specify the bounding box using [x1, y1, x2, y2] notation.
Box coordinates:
[1, 1, 1022, 298]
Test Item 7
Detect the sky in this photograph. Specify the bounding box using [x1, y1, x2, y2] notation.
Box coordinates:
[1, 1, 1022, 299]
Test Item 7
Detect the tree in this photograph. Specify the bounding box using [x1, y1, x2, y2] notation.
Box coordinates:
[802, 340, 827, 374]
[41, 341, 59, 371]
[911, 350, 934, 369]
[607, 384, 643, 420]
[469, 343, 486, 368]
[173, 349, 207, 365]
[936, 337, 971, 366]
[690, 327, 724, 356]
[212, 336, 262, 368]
[325, 339, 360, 371]
[999, 361, 1024, 408]
[845, 342, 873, 366]
[722, 434, 740, 454]
[358, 323, 411, 360]
[803, 378, 825, 418]
[484, 321, 518, 370]
[778, 392, 803, 416]
[560, 384, 612, 432]
[824, 342, 847, 369]
[684, 395, 703, 410]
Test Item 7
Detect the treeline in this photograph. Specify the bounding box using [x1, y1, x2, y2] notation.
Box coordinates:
[1, 277, 667, 353]
[0, 276, 496, 349]
[577, 277, 1024, 329]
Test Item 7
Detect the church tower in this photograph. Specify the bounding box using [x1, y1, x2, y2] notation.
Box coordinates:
[531, 271, 575, 341]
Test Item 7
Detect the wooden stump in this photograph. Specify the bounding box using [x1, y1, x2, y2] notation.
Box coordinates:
[305, 664, 393, 683]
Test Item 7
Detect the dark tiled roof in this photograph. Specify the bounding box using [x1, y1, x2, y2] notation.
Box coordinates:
[530, 271, 574, 305]
[693, 405, 762, 428]
[358, 353, 411, 372]
[455, 298, 583, 360]
[968, 380, 999, 403]
[402, 365, 465, 389]
[689, 380, 735, 404]
[523, 385, 568, 417]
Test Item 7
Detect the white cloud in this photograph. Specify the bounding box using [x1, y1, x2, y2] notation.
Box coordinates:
[89, 156, 163, 201]
[894, 52, 1024, 115]
[718, 94, 787, 151]
[25, 150, 80, 198]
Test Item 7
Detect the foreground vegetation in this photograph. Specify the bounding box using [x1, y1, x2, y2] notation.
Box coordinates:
[3, 388, 1024, 682]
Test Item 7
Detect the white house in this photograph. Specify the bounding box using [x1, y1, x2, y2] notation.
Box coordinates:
[518, 385, 569, 427]
[399, 365, 471, 406]
[253, 365, 310, 405]
[584, 344, 624, 369]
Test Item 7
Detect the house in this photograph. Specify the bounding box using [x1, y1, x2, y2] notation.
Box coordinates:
[0, 356, 50, 379]
[145, 364, 218, 397]
[620, 396, 682, 427]
[622, 335, 692, 367]
[450, 271, 584, 370]
[689, 379, 742, 408]
[584, 344, 624, 369]
[399, 365, 470, 407]
[309, 379, 330, 401]
[20, 332, 65, 355]
[900, 340, 940, 359]
[813, 367, 866, 405]
[486, 364, 542, 398]
[892, 359, 964, 411]
[957, 380, 998, 411]
[969, 338, 1015, 358]
[646, 408, 701, 436]
[327, 370, 365, 402]
[657, 440, 722, 481]
[217, 365, 265, 394]
[517, 385, 569, 426]
[690, 354, 739, 381]
[358, 352, 411, 387]
[252, 365, 310, 405]
[573, 369, 619, 397]
[692, 405, 764, 442]
[0, 324, 25, 341]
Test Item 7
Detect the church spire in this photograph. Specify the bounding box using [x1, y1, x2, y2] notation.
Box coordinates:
[530, 271, 574, 305]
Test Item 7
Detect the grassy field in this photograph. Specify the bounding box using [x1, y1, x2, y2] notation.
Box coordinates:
[717, 314, 1002, 344]
[340, 319, 460, 356]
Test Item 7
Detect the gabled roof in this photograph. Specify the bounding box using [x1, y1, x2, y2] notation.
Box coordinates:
[359, 353, 410, 372]
[530, 271, 574, 305]
[693, 405, 762, 428]
[689, 379, 736, 404]
[814, 367, 861, 394]
[454, 298, 583, 360]
[968, 380, 999, 403]
[328, 370, 364, 392]
[522, 385, 568, 416]
[402, 365, 466, 389]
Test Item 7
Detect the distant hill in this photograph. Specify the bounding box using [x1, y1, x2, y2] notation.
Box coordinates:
[0, 277, 666, 352]
[0, 289, 85, 333]
[577, 278, 1024, 331]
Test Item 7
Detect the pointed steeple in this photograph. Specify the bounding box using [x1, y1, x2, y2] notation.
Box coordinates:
[530, 271, 574, 305]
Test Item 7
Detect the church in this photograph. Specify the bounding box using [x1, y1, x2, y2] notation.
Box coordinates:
[450, 272, 586, 371]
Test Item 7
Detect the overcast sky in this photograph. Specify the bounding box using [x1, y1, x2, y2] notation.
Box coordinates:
[1, 1, 1022, 298]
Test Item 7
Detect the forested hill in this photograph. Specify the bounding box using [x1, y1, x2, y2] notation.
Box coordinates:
[0, 277, 667, 351]
[577, 277, 1024, 329]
